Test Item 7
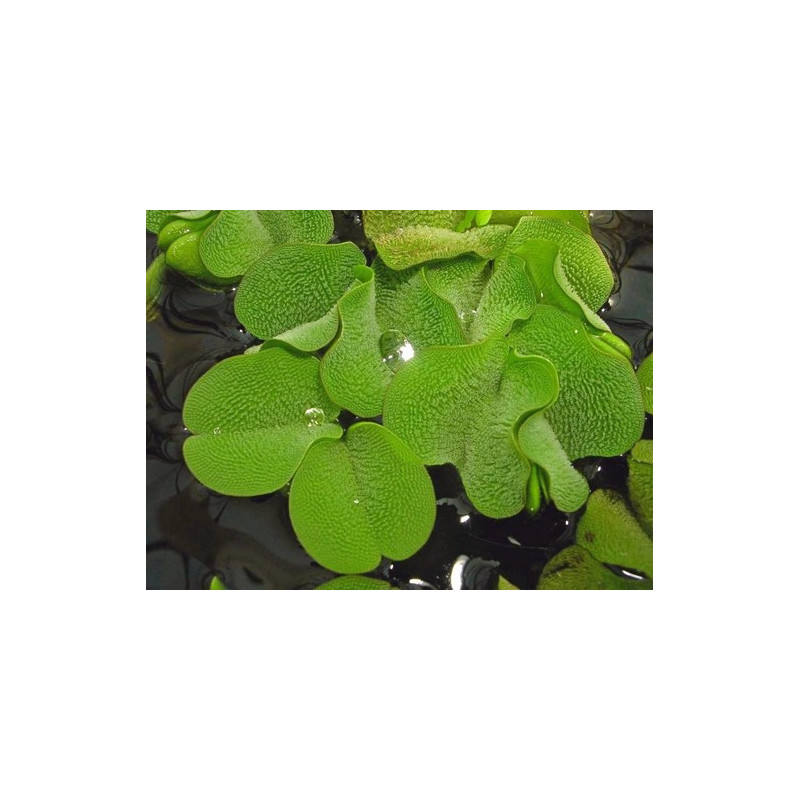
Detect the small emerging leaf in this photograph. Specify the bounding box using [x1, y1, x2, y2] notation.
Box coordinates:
[497, 575, 519, 590]
[209, 576, 226, 590]
[290, 422, 436, 574]
[517, 414, 589, 513]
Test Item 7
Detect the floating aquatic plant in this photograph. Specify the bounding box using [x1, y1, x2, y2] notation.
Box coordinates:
[146, 210, 651, 586]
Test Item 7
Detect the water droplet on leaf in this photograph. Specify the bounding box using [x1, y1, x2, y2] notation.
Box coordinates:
[213, 427, 221, 435]
[304, 407, 326, 427]
[379, 329, 415, 372]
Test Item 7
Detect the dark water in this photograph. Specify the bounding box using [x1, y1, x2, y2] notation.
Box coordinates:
[146, 211, 653, 589]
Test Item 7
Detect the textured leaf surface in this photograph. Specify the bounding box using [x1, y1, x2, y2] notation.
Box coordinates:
[146, 253, 167, 321]
[235, 243, 366, 341]
[373, 258, 465, 350]
[384, 336, 559, 518]
[517, 414, 589, 512]
[538, 545, 652, 590]
[199, 211, 273, 278]
[183, 348, 342, 496]
[256, 210, 334, 247]
[290, 422, 435, 574]
[509, 305, 644, 460]
[576, 490, 653, 578]
[146, 210, 181, 233]
[316, 576, 392, 590]
[372, 224, 512, 270]
[470, 253, 536, 341]
[628, 439, 653, 536]
[506, 216, 613, 313]
[320, 270, 392, 418]
[491, 210, 590, 233]
[638, 352, 653, 414]
[423, 255, 490, 338]
[364, 210, 462, 241]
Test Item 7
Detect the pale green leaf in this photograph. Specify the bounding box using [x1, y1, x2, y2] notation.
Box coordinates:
[576, 490, 653, 578]
[290, 422, 436, 574]
[364, 210, 462, 240]
[491, 210, 590, 233]
[183, 347, 342, 496]
[235, 243, 366, 341]
[371, 224, 512, 271]
[423, 255, 491, 339]
[508, 305, 644, 460]
[383, 336, 559, 518]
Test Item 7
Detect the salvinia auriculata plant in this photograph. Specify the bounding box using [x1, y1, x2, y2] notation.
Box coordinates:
[147, 209, 652, 583]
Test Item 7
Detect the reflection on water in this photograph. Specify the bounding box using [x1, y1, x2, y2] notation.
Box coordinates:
[146, 211, 653, 589]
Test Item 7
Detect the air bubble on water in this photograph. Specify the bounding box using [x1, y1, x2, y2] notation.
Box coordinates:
[304, 407, 326, 427]
[379, 330, 415, 372]
[213, 427, 221, 435]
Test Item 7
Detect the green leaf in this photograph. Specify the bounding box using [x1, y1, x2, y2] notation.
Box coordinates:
[209, 576, 226, 590]
[576, 490, 653, 578]
[384, 336, 559, 518]
[497, 575, 519, 590]
[371, 223, 513, 271]
[628, 439, 653, 536]
[506, 216, 613, 329]
[423, 255, 491, 339]
[638, 352, 653, 414]
[373, 257, 465, 350]
[320, 268, 391, 418]
[234, 242, 366, 342]
[146, 253, 167, 321]
[316, 576, 392, 590]
[289, 422, 436, 574]
[199, 211, 274, 278]
[490, 210, 590, 233]
[538, 545, 652, 590]
[508, 305, 644, 460]
[423, 254, 537, 343]
[164, 231, 237, 288]
[256, 210, 334, 247]
[146, 210, 181, 233]
[183, 347, 343, 496]
[364, 210, 463, 240]
[320, 259, 467, 418]
[517, 414, 589, 512]
[474, 210, 493, 227]
[157, 215, 217, 251]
